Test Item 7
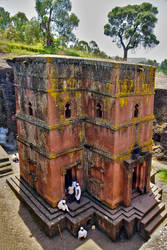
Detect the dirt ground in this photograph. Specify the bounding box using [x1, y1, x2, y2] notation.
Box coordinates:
[0, 157, 167, 250]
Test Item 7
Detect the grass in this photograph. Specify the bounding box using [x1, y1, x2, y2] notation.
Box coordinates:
[0, 39, 109, 59]
[156, 168, 167, 183]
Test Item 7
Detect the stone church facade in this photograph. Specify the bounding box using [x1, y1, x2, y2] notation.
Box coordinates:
[13, 55, 155, 210]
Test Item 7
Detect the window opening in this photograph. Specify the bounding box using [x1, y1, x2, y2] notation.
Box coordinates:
[65, 103, 71, 118]
[134, 104, 139, 118]
[97, 103, 102, 118]
[28, 102, 33, 116]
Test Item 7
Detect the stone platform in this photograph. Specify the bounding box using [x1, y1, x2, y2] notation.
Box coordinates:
[0, 145, 13, 177]
[7, 175, 167, 241]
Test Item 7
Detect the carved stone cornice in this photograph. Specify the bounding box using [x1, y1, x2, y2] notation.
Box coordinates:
[124, 151, 152, 174]
[61, 161, 81, 175]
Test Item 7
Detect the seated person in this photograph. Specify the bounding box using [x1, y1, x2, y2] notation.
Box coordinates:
[57, 200, 69, 212]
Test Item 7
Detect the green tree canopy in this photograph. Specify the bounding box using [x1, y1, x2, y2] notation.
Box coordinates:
[0, 7, 10, 30]
[89, 40, 100, 54]
[159, 59, 167, 74]
[24, 17, 42, 44]
[11, 12, 28, 41]
[77, 40, 90, 52]
[140, 59, 159, 67]
[11, 12, 28, 30]
[104, 3, 159, 60]
[35, 0, 79, 47]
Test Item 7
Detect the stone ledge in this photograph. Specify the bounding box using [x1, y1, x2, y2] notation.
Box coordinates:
[6, 175, 167, 241]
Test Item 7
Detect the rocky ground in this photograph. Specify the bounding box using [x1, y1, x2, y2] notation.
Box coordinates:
[0, 156, 167, 250]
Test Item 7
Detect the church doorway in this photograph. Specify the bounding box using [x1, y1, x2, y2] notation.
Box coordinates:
[65, 169, 72, 190]
[132, 167, 137, 191]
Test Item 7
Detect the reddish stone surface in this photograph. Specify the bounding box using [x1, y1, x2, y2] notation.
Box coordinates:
[13, 56, 155, 208]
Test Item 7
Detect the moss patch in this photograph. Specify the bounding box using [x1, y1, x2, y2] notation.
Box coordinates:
[156, 168, 167, 183]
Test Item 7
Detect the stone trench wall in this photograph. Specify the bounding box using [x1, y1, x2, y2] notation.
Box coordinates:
[153, 89, 167, 161]
[0, 67, 16, 132]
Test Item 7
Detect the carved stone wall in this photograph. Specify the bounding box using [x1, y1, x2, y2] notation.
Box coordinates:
[12, 55, 155, 208]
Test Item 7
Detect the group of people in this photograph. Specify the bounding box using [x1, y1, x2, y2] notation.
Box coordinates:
[57, 180, 88, 240]
[57, 180, 81, 213]
[68, 180, 81, 204]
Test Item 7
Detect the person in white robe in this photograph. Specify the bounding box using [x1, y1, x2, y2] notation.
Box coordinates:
[78, 227, 87, 239]
[57, 200, 69, 212]
[72, 180, 77, 188]
[12, 153, 19, 162]
[75, 183, 81, 203]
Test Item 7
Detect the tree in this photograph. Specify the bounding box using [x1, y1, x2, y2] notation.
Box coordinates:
[89, 40, 100, 54]
[0, 7, 10, 30]
[5, 24, 20, 41]
[104, 3, 159, 61]
[11, 12, 28, 30]
[159, 59, 167, 74]
[24, 18, 42, 44]
[77, 40, 90, 52]
[140, 59, 159, 67]
[35, 0, 79, 47]
[11, 12, 28, 41]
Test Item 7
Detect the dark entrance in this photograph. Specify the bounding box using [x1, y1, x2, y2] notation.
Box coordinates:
[132, 167, 137, 190]
[65, 169, 72, 190]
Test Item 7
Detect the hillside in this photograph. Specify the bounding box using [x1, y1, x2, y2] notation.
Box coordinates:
[0, 40, 109, 60]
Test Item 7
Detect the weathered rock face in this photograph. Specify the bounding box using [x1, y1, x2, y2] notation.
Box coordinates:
[153, 88, 167, 161]
[12, 55, 155, 209]
[0, 87, 6, 127]
[0, 68, 16, 132]
[0, 56, 17, 152]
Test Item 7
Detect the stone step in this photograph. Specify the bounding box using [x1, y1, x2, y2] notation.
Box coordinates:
[84, 192, 121, 216]
[149, 187, 162, 199]
[132, 191, 141, 199]
[7, 177, 66, 236]
[93, 203, 121, 222]
[66, 207, 95, 227]
[0, 165, 12, 174]
[0, 161, 11, 168]
[8, 177, 64, 221]
[68, 202, 93, 218]
[83, 193, 123, 222]
[85, 192, 143, 223]
[153, 193, 162, 202]
[149, 185, 162, 196]
[11, 176, 93, 222]
[145, 210, 167, 235]
[15, 176, 58, 214]
[0, 157, 9, 163]
[122, 208, 143, 218]
[17, 176, 91, 215]
[67, 197, 91, 213]
[0, 169, 13, 178]
[141, 202, 165, 227]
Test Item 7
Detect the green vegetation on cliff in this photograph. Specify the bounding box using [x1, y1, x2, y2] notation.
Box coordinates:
[0, 39, 109, 59]
[156, 169, 167, 183]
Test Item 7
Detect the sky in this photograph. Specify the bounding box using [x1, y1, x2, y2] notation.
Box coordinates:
[0, 0, 166, 62]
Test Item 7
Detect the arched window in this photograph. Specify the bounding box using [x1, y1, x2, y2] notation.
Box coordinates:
[28, 102, 33, 116]
[65, 103, 71, 118]
[134, 104, 139, 118]
[97, 103, 102, 118]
